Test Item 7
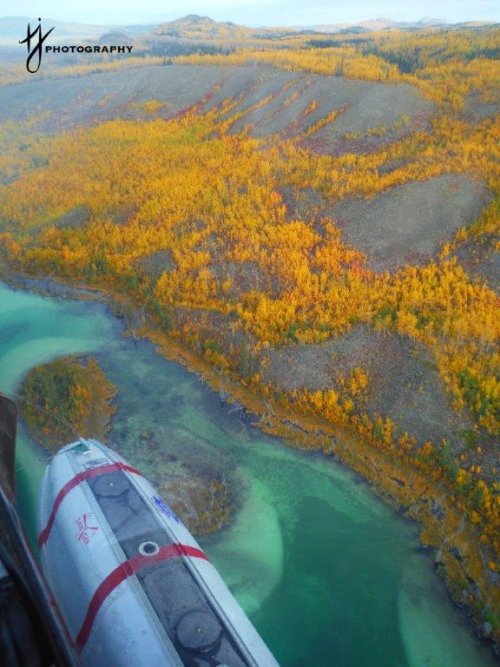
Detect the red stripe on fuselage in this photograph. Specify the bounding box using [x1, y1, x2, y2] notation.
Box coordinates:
[38, 462, 141, 548]
[75, 543, 208, 651]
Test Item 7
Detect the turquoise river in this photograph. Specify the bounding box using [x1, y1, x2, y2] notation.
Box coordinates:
[0, 281, 496, 667]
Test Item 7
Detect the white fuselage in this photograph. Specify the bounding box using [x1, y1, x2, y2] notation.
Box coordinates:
[38, 438, 279, 667]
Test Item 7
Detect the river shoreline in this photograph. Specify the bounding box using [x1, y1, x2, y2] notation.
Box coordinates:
[2, 269, 498, 654]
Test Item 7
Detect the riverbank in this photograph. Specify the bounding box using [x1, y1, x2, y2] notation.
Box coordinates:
[2, 269, 498, 651]
[142, 318, 500, 649]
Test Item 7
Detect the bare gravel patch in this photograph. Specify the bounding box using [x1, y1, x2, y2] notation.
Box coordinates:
[262, 340, 337, 392]
[462, 93, 499, 122]
[136, 249, 176, 282]
[329, 174, 492, 271]
[262, 324, 471, 447]
[225, 69, 432, 139]
[52, 205, 90, 228]
[0, 65, 230, 130]
[0, 64, 432, 143]
[454, 236, 499, 293]
[325, 84, 428, 135]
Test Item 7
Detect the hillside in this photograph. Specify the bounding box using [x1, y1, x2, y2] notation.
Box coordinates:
[154, 14, 256, 39]
[0, 19, 498, 645]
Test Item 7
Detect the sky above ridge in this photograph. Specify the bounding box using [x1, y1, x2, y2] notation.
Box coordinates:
[5, 0, 499, 26]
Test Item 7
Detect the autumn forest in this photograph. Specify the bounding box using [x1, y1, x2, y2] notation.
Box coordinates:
[0, 16, 498, 641]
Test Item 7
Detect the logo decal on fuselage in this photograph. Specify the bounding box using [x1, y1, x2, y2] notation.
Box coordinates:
[76, 512, 99, 545]
[152, 496, 180, 523]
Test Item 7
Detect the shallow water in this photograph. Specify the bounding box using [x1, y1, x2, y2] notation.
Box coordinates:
[0, 281, 495, 667]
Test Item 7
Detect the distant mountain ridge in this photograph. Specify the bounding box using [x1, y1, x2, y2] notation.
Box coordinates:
[0, 14, 497, 46]
[310, 17, 445, 32]
[308, 16, 495, 32]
